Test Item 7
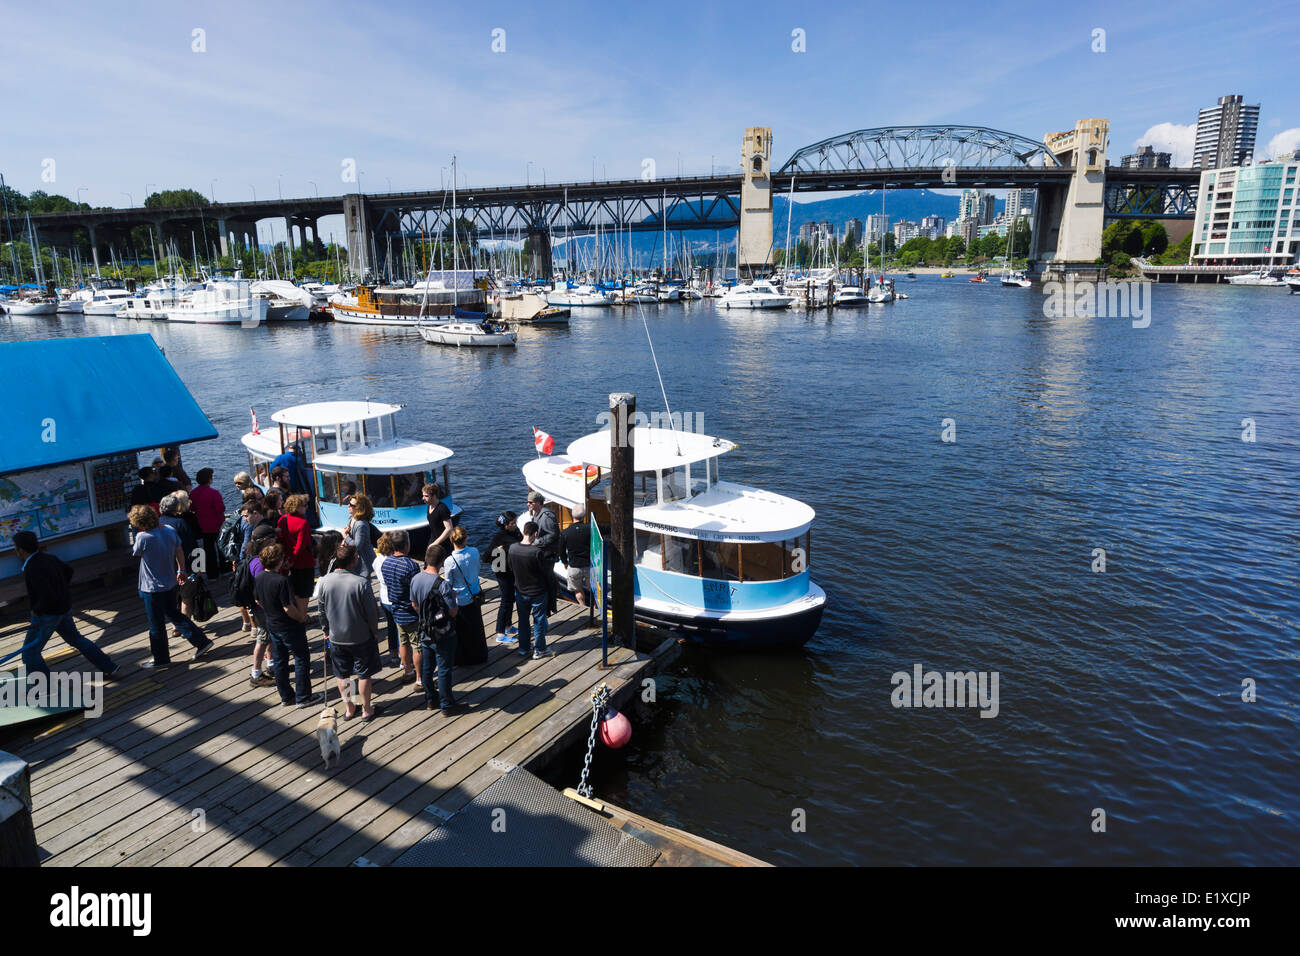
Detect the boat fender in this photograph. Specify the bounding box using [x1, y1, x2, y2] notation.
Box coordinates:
[599, 705, 632, 749]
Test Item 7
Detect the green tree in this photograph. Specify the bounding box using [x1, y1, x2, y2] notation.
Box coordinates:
[1140, 220, 1168, 256]
[144, 188, 210, 209]
[1157, 232, 1193, 265]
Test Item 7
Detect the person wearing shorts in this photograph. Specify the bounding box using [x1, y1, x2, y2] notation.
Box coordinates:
[378, 530, 423, 686]
[560, 505, 593, 608]
[318, 543, 383, 721]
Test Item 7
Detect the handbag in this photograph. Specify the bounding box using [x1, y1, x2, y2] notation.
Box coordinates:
[450, 552, 484, 607]
[190, 575, 218, 623]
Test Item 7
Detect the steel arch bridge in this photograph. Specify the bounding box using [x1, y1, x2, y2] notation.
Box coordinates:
[779, 125, 1061, 174]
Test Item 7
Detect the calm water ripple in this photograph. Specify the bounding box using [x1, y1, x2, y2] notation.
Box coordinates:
[4, 277, 1297, 864]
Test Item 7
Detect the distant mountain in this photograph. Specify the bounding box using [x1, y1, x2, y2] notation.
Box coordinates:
[774, 190, 962, 231]
[552, 188, 997, 258]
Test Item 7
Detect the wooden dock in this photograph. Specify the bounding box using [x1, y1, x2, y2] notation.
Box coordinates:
[0, 576, 680, 867]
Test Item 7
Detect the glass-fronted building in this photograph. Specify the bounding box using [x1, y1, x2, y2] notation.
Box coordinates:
[1191, 155, 1300, 268]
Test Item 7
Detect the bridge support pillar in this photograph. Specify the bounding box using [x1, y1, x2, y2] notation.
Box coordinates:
[217, 219, 229, 257]
[737, 127, 774, 278]
[343, 194, 372, 278]
[1036, 118, 1110, 280]
[527, 228, 552, 280]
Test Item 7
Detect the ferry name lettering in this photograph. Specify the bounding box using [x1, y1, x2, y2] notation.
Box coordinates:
[701, 580, 736, 598]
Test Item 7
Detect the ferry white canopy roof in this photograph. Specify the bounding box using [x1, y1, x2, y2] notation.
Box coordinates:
[635, 481, 815, 542]
[314, 438, 453, 474]
[522, 459, 812, 542]
[270, 401, 403, 427]
[566, 427, 736, 472]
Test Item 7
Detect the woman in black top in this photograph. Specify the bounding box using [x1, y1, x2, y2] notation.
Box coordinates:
[488, 511, 522, 641]
[423, 483, 454, 555]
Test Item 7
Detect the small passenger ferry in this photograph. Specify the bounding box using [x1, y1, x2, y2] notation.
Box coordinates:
[241, 400, 459, 540]
[523, 425, 825, 647]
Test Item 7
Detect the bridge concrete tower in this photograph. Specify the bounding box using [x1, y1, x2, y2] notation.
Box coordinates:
[737, 127, 774, 277]
[1033, 118, 1110, 278]
[527, 228, 553, 280]
[343, 193, 372, 277]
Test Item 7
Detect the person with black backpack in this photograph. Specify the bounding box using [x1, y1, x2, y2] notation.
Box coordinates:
[409, 544, 462, 715]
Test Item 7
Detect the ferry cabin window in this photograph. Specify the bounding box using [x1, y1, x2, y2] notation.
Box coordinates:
[317, 470, 339, 504]
[699, 540, 741, 580]
[662, 534, 701, 575]
[366, 474, 395, 508]
[635, 528, 661, 570]
[392, 472, 428, 507]
[338, 473, 363, 505]
[249, 455, 270, 488]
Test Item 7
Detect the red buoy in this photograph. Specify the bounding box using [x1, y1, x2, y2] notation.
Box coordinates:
[599, 706, 632, 748]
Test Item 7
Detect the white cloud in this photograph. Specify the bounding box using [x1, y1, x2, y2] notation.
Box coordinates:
[1261, 128, 1300, 161]
[1136, 123, 1196, 166]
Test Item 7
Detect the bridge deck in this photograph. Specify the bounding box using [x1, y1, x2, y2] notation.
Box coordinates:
[0, 576, 662, 867]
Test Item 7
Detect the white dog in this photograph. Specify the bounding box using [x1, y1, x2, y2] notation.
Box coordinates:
[316, 705, 341, 768]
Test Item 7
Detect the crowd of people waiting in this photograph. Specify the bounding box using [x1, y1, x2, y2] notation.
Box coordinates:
[15, 444, 595, 717]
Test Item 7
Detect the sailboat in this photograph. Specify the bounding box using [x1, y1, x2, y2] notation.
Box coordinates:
[418, 156, 516, 348]
[867, 189, 894, 303]
[1000, 211, 1031, 287]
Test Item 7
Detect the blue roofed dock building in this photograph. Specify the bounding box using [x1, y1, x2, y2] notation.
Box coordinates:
[0, 334, 217, 590]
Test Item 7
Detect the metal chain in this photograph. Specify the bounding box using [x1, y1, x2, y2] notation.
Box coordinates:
[576, 683, 611, 799]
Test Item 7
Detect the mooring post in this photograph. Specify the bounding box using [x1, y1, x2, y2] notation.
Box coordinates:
[608, 392, 636, 649]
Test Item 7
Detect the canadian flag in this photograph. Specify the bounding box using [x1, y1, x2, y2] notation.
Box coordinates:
[533, 427, 555, 455]
[250, 406, 260, 435]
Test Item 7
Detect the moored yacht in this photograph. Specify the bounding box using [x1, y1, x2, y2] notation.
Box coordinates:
[166, 276, 268, 324]
[81, 287, 134, 315]
[546, 283, 613, 307]
[329, 281, 487, 327]
[719, 279, 793, 309]
[1226, 268, 1286, 286]
[251, 279, 313, 321]
[418, 318, 517, 347]
[523, 425, 825, 647]
[833, 286, 870, 306]
[241, 400, 460, 543]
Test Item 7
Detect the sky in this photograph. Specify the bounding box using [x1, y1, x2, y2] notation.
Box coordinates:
[3, 0, 1298, 245]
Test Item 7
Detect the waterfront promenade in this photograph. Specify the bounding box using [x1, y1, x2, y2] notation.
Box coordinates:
[0, 577, 670, 866]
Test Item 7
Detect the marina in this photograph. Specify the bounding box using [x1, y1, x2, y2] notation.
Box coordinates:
[5, 278, 1295, 869]
[0, 2, 1297, 915]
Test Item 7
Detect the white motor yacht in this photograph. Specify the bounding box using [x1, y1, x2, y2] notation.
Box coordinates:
[718, 279, 793, 309]
[833, 286, 870, 306]
[1226, 268, 1286, 286]
[547, 283, 613, 307]
[167, 277, 268, 324]
[81, 288, 133, 316]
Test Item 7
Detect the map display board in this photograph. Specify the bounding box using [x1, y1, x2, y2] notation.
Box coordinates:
[0, 464, 93, 550]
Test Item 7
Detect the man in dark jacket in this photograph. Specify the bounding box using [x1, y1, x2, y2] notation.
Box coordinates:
[13, 531, 119, 678]
[526, 491, 559, 613]
[508, 521, 553, 659]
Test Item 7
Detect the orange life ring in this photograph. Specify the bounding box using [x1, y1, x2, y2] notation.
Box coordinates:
[562, 464, 599, 478]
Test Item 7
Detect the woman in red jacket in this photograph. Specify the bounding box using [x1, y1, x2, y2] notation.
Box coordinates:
[278, 494, 317, 616]
[189, 467, 227, 581]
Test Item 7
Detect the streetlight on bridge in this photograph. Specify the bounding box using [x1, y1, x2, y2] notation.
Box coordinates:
[76, 187, 87, 206]
[277, 175, 283, 201]
[249, 184, 257, 201]
[210, 179, 218, 202]
[122, 192, 134, 208]
[308, 180, 318, 198]
[526, 161, 533, 186]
